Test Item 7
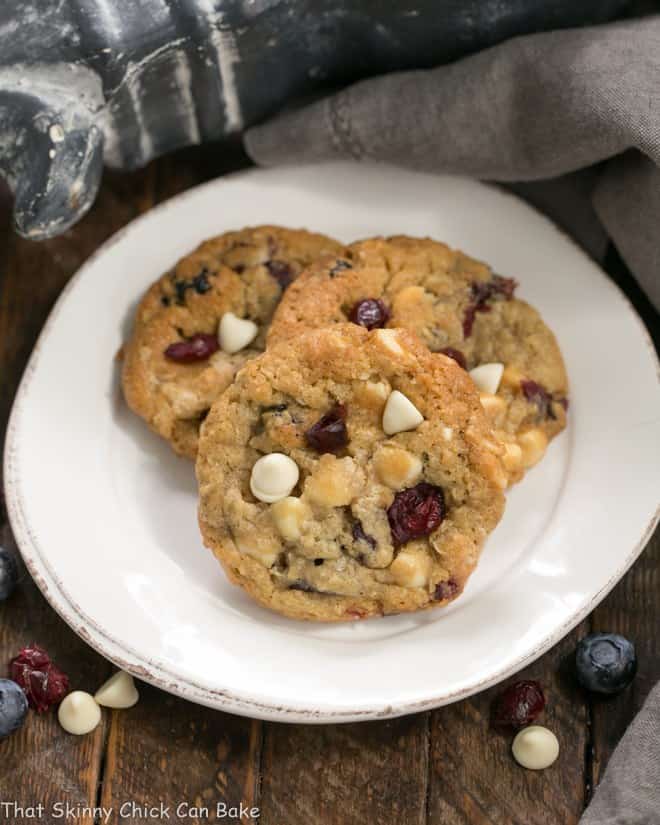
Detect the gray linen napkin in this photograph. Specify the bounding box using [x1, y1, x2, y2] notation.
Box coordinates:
[244, 16, 660, 310]
[581, 681, 660, 825]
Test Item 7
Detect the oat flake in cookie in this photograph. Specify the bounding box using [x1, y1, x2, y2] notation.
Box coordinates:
[268, 236, 568, 484]
[121, 226, 343, 458]
[196, 324, 506, 621]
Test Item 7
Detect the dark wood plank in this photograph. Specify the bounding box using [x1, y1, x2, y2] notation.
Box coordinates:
[258, 715, 429, 825]
[427, 624, 590, 825]
[589, 526, 660, 794]
[0, 164, 158, 456]
[0, 524, 111, 825]
[100, 688, 261, 825]
[0, 165, 157, 822]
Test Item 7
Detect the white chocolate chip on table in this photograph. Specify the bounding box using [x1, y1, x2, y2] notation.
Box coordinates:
[469, 363, 504, 395]
[382, 390, 424, 435]
[95, 670, 139, 709]
[218, 312, 259, 354]
[512, 726, 559, 770]
[250, 453, 300, 503]
[58, 691, 102, 736]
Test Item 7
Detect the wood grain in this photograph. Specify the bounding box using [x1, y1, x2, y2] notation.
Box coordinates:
[258, 714, 429, 825]
[100, 684, 261, 824]
[0, 524, 110, 825]
[427, 625, 590, 825]
[0, 155, 657, 825]
[589, 528, 660, 796]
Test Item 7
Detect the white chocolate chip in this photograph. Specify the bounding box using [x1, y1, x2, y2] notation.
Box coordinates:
[389, 548, 431, 588]
[469, 363, 504, 395]
[479, 392, 507, 420]
[374, 446, 422, 489]
[512, 726, 559, 770]
[58, 691, 102, 736]
[250, 453, 299, 503]
[518, 428, 548, 469]
[374, 328, 404, 355]
[94, 671, 139, 709]
[218, 312, 258, 354]
[235, 534, 280, 567]
[442, 426, 453, 442]
[382, 390, 424, 435]
[271, 496, 309, 541]
[305, 455, 365, 507]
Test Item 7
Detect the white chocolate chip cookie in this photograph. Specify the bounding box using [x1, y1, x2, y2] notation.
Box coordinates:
[196, 324, 505, 621]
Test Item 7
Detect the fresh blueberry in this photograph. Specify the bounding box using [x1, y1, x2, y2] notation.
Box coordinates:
[575, 633, 637, 694]
[0, 545, 18, 601]
[0, 679, 28, 739]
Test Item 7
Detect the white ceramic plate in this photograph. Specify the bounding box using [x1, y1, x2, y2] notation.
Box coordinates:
[5, 163, 659, 723]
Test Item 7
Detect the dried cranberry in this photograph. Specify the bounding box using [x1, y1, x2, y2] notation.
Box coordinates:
[491, 680, 546, 729]
[463, 274, 518, 337]
[352, 520, 377, 549]
[439, 347, 467, 370]
[164, 333, 219, 363]
[304, 404, 348, 453]
[433, 578, 459, 601]
[387, 483, 445, 546]
[521, 379, 552, 418]
[348, 299, 390, 330]
[10, 645, 69, 712]
[266, 259, 294, 290]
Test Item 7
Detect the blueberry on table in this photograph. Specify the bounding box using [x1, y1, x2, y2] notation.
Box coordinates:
[0, 679, 28, 740]
[575, 633, 637, 694]
[0, 545, 18, 601]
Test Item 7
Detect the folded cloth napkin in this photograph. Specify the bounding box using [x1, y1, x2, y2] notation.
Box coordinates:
[581, 681, 660, 825]
[244, 16, 660, 311]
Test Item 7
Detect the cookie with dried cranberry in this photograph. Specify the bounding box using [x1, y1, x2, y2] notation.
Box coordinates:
[122, 226, 343, 458]
[196, 324, 506, 621]
[268, 236, 568, 484]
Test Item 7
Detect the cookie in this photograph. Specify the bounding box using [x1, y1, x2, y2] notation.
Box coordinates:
[196, 324, 506, 621]
[122, 226, 343, 457]
[268, 236, 568, 483]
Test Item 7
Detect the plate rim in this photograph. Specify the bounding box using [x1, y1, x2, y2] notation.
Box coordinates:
[4, 162, 659, 723]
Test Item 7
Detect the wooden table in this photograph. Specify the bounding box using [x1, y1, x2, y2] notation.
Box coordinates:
[1, 146, 658, 825]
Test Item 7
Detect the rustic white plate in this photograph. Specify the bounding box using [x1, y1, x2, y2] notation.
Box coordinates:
[5, 163, 659, 723]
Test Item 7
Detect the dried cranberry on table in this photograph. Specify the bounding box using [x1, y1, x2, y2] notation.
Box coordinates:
[438, 347, 467, 370]
[348, 299, 390, 330]
[164, 333, 219, 363]
[9, 645, 69, 712]
[491, 680, 546, 729]
[387, 483, 445, 546]
[304, 404, 349, 453]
